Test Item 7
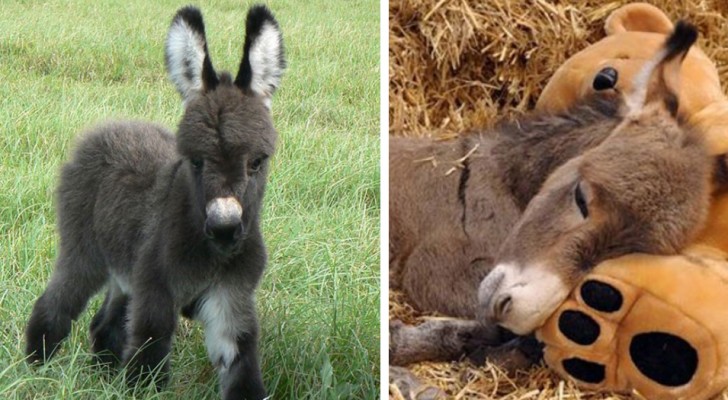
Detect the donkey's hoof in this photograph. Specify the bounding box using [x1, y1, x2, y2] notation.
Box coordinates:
[390, 366, 446, 400]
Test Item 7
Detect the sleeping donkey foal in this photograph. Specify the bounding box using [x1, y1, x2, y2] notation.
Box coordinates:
[25, 5, 285, 399]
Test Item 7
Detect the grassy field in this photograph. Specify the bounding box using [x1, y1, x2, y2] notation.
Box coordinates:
[0, 0, 379, 398]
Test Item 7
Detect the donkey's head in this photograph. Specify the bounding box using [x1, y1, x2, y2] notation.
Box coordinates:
[165, 5, 285, 252]
[480, 22, 720, 334]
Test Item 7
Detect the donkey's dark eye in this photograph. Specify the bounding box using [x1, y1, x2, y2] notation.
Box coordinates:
[249, 157, 265, 173]
[190, 158, 204, 170]
[575, 183, 589, 218]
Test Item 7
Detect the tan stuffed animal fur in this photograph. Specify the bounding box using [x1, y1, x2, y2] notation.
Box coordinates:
[534, 4, 728, 400]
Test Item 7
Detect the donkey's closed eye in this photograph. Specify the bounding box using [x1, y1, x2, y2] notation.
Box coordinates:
[575, 182, 589, 218]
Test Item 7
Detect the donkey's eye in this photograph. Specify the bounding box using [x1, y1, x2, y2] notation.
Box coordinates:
[249, 157, 265, 173]
[190, 158, 204, 170]
[575, 183, 589, 218]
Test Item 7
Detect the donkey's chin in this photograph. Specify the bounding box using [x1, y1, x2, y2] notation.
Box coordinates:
[208, 237, 245, 255]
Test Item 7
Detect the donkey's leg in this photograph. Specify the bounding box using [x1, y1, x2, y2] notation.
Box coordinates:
[25, 248, 107, 363]
[391, 318, 542, 370]
[198, 286, 266, 400]
[89, 289, 112, 335]
[123, 278, 176, 390]
[220, 329, 266, 400]
[90, 283, 129, 367]
[389, 318, 502, 365]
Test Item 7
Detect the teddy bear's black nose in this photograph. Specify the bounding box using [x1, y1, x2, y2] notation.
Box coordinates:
[593, 67, 619, 90]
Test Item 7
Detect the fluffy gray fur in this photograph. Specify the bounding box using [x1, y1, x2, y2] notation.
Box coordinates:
[25, 5, 285, 400]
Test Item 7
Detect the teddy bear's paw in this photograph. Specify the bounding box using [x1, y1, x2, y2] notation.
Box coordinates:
[549, 279, 698, 386]
[537, 275, 708, 398]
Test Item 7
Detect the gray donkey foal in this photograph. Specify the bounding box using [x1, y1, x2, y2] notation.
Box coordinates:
[25, 5, 285, 399]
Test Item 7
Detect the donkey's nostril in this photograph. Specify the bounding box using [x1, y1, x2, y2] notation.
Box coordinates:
[209, 225, 237, 242]
[493, 294, 512, 320]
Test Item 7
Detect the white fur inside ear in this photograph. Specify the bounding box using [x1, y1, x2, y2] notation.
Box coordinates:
[248, 22, 283, 106]
[166, 19, 206, 102]
[624, 46, 668, 117]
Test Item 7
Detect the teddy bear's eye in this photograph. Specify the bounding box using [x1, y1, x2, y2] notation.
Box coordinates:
[592, 67, 618, 91]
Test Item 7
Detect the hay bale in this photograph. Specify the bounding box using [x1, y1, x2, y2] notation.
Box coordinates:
[389, 0, 728, 397]
[389, 0, 728, 137]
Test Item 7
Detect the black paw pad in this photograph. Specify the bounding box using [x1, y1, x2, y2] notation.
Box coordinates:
[630, 332, 698, 386]
[559, 310, 600, 345]
[581, 280, 623, 312]
[563, 358, 605, 383]
[592, 67, 618, 91]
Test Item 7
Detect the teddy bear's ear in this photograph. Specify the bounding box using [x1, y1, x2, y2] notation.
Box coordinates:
[623, 21, 697, 119]
[605, 3, 674, 36]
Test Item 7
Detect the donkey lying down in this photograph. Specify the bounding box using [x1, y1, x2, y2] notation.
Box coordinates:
[25, 5, 284, 399]
[390, 22, 726, 369]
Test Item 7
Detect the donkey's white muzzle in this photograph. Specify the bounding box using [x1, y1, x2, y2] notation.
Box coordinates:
[205, 197, 243, 241]
[479, 263, 570, 335]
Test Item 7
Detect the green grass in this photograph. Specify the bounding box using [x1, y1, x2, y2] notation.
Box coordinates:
[0, 0, 380, 398]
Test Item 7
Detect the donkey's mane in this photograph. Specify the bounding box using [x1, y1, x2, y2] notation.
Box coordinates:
[495, 94, 621, 142]
[483, 94, 623, 210]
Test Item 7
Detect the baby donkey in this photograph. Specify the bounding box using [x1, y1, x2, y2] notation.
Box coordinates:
[25, 5, 285, 399]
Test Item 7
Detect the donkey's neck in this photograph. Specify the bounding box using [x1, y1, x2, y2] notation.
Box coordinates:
[476, 97, 622, 210]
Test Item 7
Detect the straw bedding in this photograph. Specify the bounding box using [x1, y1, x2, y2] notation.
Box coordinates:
[389, 0, 728, 398]
[390, 0, 728, 137]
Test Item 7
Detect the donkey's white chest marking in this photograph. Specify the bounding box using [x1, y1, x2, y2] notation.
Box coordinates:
[198, 286, 252, 370]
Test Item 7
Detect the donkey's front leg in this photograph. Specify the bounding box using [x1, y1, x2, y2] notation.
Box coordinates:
[200, 287, 266, 400]
[123, 281, 177, 390]
[221, 330, 266, 400]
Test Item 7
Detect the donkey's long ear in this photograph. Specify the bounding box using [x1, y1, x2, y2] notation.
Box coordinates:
[624, 21, 697, 118]
[165, 6, 219, 103]
[234, 5, 286, 108]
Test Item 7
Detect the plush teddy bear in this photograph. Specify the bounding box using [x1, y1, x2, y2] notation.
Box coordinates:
[534, 3, 728, 400]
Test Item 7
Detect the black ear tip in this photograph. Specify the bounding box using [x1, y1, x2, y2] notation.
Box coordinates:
[173, 5, 205, 34]
[666, 20, 698, 58]
[246, 4, 280, 32]
[674, 20, 698, 39]
[248, 4, 276, 19]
